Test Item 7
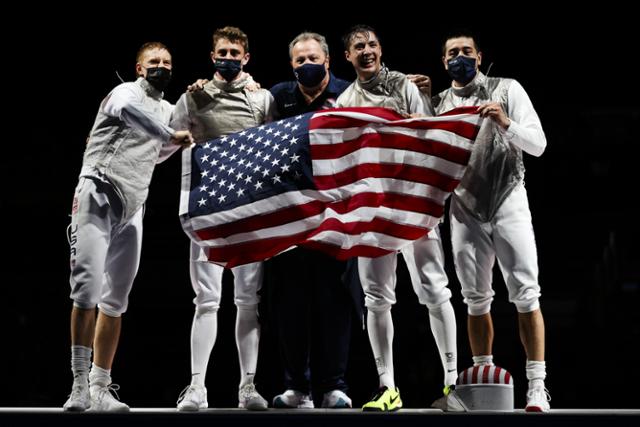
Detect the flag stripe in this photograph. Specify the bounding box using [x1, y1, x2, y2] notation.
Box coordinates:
[313, 163, 460, 192]
[194, 191, 443, 240]
[311, 107, 406, 123]
[185, 178, 452, 230]
[310, 132, 472, 165]
[311, 114, 482, 141]
[312, 147, 466, 179]
[196, 210, 439, 250]
[203, 217, 424, 264]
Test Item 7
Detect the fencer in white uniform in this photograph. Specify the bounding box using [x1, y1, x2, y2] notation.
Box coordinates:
[170, 27, 275, 412]
[336, 25, 458, 411]
[433, 32, 550, 412]
[65, 42, 193, 412]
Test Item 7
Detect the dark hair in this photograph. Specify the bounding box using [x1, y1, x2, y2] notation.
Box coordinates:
[342, 24, 379, 50]
[213, 26, 249, 52]
[441, 29, 480, 55]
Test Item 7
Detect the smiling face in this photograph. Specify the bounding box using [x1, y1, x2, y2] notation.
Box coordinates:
[344, 30, 382, 81]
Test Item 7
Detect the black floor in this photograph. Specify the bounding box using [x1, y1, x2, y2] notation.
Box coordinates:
[2, 408, 639, 427]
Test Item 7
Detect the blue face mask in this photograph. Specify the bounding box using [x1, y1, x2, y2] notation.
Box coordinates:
[214, 59, 242, 82]
[293, 63, 327, 88]
[447, 55, 477, 85]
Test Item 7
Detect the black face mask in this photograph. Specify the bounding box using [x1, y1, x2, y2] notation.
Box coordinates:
[446, 55, 477, 85]
[214, 59, 242, 82]
[293, 63, 327, 88]
[145, 66, 172, 92]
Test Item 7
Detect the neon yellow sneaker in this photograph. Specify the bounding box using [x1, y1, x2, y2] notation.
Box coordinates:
[362, 386, 402, 412]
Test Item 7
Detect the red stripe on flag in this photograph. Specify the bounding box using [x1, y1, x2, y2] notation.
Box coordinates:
[311, 111, 480, 140]
[316, 217, 430, 240]
[438, 106, 480, 116]
[384, 119, 480, 140]
[195, 199, 323, 240]
[205, 218, 411, 266]
[194, 192, 444, 240]
[314, 163, 460, 192]
[202, 215, 431, 257]
[312, 107, 406, 123]
[311, 132, 471, 165]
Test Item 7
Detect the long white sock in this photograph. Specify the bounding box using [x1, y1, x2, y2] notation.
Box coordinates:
[526, 360, 546, 389]
[89, 363, 111, 388]
[428, 301, 458, 386]
[473, 355, 494, 366]
[235, 305, 260, 388]
[70, 345, 92, 381]
[367, 308, 395, 389]
[190, 308, 218, 387]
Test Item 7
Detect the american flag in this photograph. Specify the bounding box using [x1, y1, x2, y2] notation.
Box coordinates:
[180, 106, 482, 267]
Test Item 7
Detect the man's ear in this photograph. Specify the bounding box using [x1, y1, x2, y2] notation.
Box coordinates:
[242, 52, 250, 67]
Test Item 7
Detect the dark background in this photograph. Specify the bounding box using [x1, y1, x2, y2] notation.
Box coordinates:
[2, 7, 638, 410]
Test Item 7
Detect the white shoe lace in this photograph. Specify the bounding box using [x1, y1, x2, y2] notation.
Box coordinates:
[526, 387, 551, 405]
[177, 385, 204, 405]
[94, 384, 122, 402]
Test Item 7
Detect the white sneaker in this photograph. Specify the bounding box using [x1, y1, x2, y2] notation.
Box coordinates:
[177, 384, 208, 411]
[88, 384, 129, 412]
[238, 383, 268, 410]
[431, 385, 467, 412]
[273, 389, 314, 408]
[525, 386, 551, 412]
[321, 390, 352, 408]
[63, 379, 91, 411]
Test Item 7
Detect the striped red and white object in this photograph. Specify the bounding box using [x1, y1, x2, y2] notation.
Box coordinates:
[180, 106, 482, 267]
[457, 365, 514, 386]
